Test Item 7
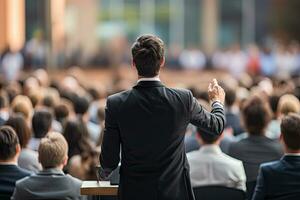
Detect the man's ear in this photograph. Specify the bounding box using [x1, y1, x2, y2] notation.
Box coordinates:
[160, 57, 165, 68]
[131, 59, 136, 68]
[15, 144, 21, 155]
[63, 155, 68, 166]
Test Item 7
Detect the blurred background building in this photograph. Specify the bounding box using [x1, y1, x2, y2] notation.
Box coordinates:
[0, 0, 299, 71]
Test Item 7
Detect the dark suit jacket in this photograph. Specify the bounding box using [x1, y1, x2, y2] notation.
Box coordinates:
[228, 135, 283, 181]
[0, 164, 31, 198]
[11, 168, 84, 200]
[100, 81, 225, 200]
[252, 155, 300, 200]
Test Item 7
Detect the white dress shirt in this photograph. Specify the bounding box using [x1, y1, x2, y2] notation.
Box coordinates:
[187, 145, 246, 191]
[137, 76, 160, 83]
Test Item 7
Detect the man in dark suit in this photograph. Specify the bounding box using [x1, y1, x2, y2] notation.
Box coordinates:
[11, 132, 84, 200]
[252, 114, 300, 200]
[99, 34, 226, 200]
[0, 126, 31, 199]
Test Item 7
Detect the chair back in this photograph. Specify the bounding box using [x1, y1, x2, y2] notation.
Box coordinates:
[193, 185, 246, 200]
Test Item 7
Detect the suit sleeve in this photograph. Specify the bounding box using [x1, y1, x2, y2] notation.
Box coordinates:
[252, 166, 266, 200]
[189, 91, 225, 136]
[99, 97, 121, 179]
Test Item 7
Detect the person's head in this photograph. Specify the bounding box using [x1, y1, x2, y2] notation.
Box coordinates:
[63, 120, 91, 158]
[73, 96, 89, 116]
[32, 109, 53, 138]
[242, 95, 272, 135]
[196, 127, 222, 145]
[280, 114, 300, 153]
[38, 132, 68, 169]
[269, 94, 280, 118]
[5, 114, 31, 149]
[11, 95, 33, 122]
[224, 88, 236, 107]
[131, 34, 165, 77]
[54, 104, 69, 123]
[277, 94, 300, 116]
[0, 126, 21, 163]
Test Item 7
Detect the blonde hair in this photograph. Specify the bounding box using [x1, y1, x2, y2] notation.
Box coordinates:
[38, 132, 68, 169]
[278, 94, 300, 116]
[11, 95, 33, 121]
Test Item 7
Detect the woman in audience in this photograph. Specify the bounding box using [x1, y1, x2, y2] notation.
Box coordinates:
[5, 114, 41, 172]
[63, 120, 98, 179]
[11, 95, 33, 126]
[267, 94, 300, 139]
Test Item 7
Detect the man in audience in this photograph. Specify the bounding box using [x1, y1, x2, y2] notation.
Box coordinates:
[187, 127, 246, 191]
[252, 114, 300, 200]
[228, 96, 283, 182]
[28, 109, 52, 151]
[12, 132, 84, 200]
[0, 126, 31, 198]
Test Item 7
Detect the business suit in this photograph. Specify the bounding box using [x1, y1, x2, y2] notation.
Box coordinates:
[228, 135, 283, 181]
[187, 145, 246, 191]
[0, 164, 31, 198]
[100, 80, 225, 200]
[252, 155, 300, 200]
[11, 168, 84, 200]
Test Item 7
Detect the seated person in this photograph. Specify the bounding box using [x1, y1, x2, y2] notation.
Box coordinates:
[252, 114, 300, 200]
[12, 132, 85, 200]
[187, 127, 246, 191]
[0, 126, 31, 198]
[228, 96, 283, 182]
[28, 109, 53, 151]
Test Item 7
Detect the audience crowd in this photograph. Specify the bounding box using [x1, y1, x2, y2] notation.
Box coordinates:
[0, 66, 300, 199]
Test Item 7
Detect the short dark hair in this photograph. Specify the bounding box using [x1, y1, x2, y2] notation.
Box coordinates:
[32, 109, 53, 138]
[0, 126, 19, 160]
[281, 114, 300, 150]
[242, 96, 272, 135]
[197, 127, 221, 144]
[225, 88, 236, 107]
[131, 34, 164, 77]
[73, 96, 89, 115]
[0, 92, 8, 109]
[54, 104, 69, 122]
[5, 115, 31, 148]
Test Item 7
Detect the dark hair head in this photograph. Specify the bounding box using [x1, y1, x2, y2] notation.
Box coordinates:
[242, 96, 272, 135]
[32, 109, 53, 138]
[225, 88, 236, 107]
[0, 126, 19, 160]
[269, 94, 281, 115]
[42, 96, 55, 108]
[73, 96, 90, 115]
[131, 34, 164, 77]
[63, 120, 91, 158]
[5, 115, 31, 148]
[197, 127, 221, 144]
[54, 104, 69, 122]
[281, 114, 300, 150]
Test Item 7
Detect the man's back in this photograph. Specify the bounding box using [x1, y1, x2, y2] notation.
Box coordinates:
[228, 135, 283, 181]
[187, 145, 246, 191]
[100, 81, 225, 200]
[12, 168, 83, 200]
[252, 155, 300, 200]
[0, 164, 31, 197]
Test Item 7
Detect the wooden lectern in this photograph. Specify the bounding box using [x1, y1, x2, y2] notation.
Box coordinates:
[81, 181, 118, 196]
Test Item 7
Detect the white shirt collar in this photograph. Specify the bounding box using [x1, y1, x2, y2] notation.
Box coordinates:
[198, 145, 222, 154]
[137, 75, 160, 83]
[285, 153, 300, 156]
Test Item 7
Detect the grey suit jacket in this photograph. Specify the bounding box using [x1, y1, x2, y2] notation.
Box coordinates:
[11, 168, 85, 200]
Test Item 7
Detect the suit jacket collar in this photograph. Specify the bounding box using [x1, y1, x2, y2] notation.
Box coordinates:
[281, 155, 300, 163]
[133, 81, 164, 88]
[38, 168, 65, 176]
